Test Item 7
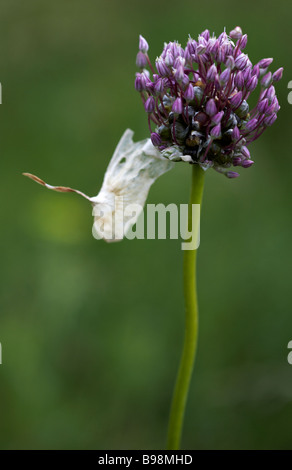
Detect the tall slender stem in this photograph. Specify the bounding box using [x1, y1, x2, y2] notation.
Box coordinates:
[167, 164, 205, 450]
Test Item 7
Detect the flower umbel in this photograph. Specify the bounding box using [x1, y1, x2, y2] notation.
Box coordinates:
[135, 29, 283, 178]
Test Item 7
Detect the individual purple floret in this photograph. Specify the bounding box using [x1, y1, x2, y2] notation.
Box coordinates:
[135, 27, 283, 178]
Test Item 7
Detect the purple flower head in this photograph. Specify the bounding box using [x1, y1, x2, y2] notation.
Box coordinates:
[135, 27, 283, 178]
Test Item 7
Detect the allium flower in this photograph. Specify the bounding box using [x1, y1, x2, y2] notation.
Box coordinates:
[24, 26, 284, 451]
[135, 28, 283, 178]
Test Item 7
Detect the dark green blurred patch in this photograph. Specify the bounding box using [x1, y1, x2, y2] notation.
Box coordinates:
[0, 0, 291, 450]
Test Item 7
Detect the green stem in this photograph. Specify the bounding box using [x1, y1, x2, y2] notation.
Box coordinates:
[167, 164, 205, 450]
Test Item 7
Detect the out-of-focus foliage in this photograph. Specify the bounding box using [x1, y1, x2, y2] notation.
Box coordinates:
[0, 0, 291, 449]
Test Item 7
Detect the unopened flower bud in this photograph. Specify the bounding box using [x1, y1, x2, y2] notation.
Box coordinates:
[235, 100, 249, 118]
[155, 57, 169, 77]
[257, 58, 273, 69]
[207, 64, 218, 81]
[219, 68, 231, 86]
[200, 29, 210, 41]
[230, 91, 242, 109]
[210, 123, 221, 139]
[150, 132, 162, 147]
[266, 85, 276, 100]
[154, 78, 164, 95]
[174, 64, 184, 83]
[272, 67, 283, 82]
[136, 51, 148, 68]
[270, 96, 280, 112]
[139, 35, 149, 53]
[244, 118, 258, 132]
[184, 84, 195, 102]
[196, 44, 206, 55]
[206, 98, 217, 116]
[172, 97, 183, 114]
[232, 157, 242, 166]
[232, 126, 240, 141]
[212, 111, 224, 125]
[145, 96, 155, 113]
[257, 98, 269, 113]
[242, 159, 254, 168]
[135, 73, 146, 92]
[226, 171, 240, 178]
[235, 53, 249, 70]
[261, 72, 272, 88]
[264, 113, 277, 126]
[241, 146, 250, 159]
[246, 75, 258, 91]
[234, 71, 244, 89]
[229, 26, 242, 40]
[252, 64, 260, 78]
[165, 51, 174, 67]
[226, 56, 235, 69]
[243, 67, 252, 84]
[240, 34, 248, 49]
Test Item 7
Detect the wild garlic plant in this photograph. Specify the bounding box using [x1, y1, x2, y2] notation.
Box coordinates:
[25, 25, 283, 450]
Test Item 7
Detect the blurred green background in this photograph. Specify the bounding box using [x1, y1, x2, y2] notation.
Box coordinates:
[0, 0, 291, 450]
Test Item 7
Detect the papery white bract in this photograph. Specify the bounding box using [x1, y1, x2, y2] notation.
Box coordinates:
[24, 129, 174, 242]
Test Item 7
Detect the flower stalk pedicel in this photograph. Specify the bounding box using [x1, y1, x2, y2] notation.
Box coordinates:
[135, 27, 282, 177]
